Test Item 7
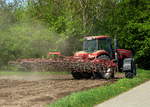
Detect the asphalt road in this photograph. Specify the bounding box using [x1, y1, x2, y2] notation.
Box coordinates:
[95, 80, 150, 107]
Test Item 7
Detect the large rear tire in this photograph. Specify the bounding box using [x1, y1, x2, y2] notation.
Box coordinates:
[71, 72, 92, 79]
[81, 72, 92, 79]
[71, 72, 82, 79]
[94, 54, 114, 79]
[93, 72, 103, 79]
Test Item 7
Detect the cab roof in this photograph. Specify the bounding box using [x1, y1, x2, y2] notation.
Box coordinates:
[84, 35, 110, 40]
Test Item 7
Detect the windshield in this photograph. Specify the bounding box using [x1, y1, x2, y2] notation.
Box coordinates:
[83, 38, 112, 53]
[98, 38, 112, 53]
[83, 40, 97, 52]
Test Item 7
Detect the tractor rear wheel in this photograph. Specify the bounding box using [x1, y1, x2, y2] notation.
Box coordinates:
[71, 72, 92, 79]
[93, 72, 103, 79]
[94, 54, 114, 79]
[71, 71, 82, 79]
[81, 72, 92, 79]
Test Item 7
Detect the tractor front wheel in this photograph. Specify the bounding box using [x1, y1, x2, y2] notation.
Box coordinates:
[123, 58, 136, 78]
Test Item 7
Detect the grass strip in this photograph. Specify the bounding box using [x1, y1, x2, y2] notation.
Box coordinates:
[0, 71, 70, 75]
[48, 69, 150, 107]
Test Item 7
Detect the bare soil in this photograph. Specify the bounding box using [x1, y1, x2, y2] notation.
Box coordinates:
[0, 73, 124, 107]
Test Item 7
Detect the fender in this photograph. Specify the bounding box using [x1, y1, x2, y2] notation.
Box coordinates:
[92, 50, 109, 58]
[74, 50, 109, 59]
[123, 58, 136, 78]
[74, 51, 89, 59]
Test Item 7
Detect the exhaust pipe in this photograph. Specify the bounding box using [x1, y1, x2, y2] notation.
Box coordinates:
[114, 36, 118, 63]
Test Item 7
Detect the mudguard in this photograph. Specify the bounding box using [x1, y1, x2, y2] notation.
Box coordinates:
[123, 58, 133, 71]
[123, 58, 136, 78]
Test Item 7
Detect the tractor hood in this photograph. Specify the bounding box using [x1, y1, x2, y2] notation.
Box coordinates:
[116, 49, 132, 59]
[74, 50, 109, 59]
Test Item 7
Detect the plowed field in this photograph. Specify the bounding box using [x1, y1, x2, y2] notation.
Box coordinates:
[0, 73, 123, 107]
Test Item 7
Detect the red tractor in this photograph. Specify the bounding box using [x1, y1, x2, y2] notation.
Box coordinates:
[12, 35, 136, 79]
[69, 35, 136, 79]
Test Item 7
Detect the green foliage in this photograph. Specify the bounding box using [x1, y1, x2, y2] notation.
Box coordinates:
[0, 0, 149, 68]
[0, 10, 65, 66]
[98, 0, 150, 68]
[49, 69, 150, 107]
[114, 0, 150, 69]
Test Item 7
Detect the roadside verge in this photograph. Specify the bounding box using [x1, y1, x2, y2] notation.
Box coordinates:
[48, 69, 150, 107]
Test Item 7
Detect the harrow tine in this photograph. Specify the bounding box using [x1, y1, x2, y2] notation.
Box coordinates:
[10, 57, 117, 74]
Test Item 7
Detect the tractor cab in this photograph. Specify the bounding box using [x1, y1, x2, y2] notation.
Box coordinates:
[83, 36, 113, 56]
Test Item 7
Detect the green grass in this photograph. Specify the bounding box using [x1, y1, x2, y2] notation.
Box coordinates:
[0, 71, 70, 75]
[0, 65, 70, 75]
[48, 69, 150, 107]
